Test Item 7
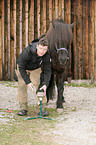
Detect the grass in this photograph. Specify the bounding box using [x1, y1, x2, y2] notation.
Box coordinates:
[0, 106, 59, 145]
[0, 81, 18, 88]
[0, 120, 54, 145]
[0, 122, 54, 145]
[0, 80, 96, 88]
[64, 82, 96, 88]
[72, 107, 77, 112]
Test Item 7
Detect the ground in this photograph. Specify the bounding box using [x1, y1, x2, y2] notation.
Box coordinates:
[0, 81, 96, 145]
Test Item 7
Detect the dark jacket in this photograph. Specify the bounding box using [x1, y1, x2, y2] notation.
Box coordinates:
[17, 39, 51, 86]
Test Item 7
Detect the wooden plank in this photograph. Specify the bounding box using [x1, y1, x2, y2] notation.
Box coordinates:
[31, 0, 34, 40]
[37, 0, 40, 37]
[64, 0, 71, 24]
[5, 0, 8, 79]
[61, 0, 64, 20]
[34, 0, 37, 39]
[85, 0, 89, 79]
[40, 0, 43, 35]
[10, 0, 14, 80]
[49, 0, 52, 22]
[29, 0, 32, 43]
[94, 0, 96, 80]
[0, 0, 2, 79]
[29, 0, 34, 42]
[13, 0, 17, 79]
[72, 0, 77, 79]
[76, 0, 83, 79]
[19, 0, 22, 53]
[0, 0, 95, 81]
[25, 0, 28, 47]
[55, 0, 58, 19]
[58, 0, 62, 19]
[22, 0, 25, 49]
[16, 0, 20, 57]
[1, 0, 5, 80]
[64, 0, 71, 77]
[82, 1, 89, 79]
[46, 0, 49, 31]
[68, 0, 71, 78]
[89, 0, 94, 80]
[43, 0, 46, 33]
[82, 0, 86, 78]
[52, 0, 55, 20]
[40, 0, 46, 35]
[8, 0, 11, 80]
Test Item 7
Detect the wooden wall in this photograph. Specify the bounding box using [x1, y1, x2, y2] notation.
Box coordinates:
[0, 0, 96, 81]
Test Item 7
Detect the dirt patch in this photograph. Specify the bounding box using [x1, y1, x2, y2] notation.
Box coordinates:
[0, 81, 96, 145]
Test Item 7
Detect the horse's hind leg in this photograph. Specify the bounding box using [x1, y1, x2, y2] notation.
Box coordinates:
[46, 74, 55, 102]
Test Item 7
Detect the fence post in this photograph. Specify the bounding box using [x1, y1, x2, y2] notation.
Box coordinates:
[94, 0, 96, 81]
[8, 0, 11, 80]
[0, 0, 2, 79]
[89, 0, 94, 80]
[13, 0, 17, 80]
[37, 0, 40, 37]
[76, 0, 83, 79]
[82, 0, 89, 79]
[25, 0, 28, 47]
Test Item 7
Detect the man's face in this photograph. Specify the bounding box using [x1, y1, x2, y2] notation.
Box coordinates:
[37, 44, 48, 56]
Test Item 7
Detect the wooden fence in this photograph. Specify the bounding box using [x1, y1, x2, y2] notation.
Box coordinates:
[0, 0, 96, 81]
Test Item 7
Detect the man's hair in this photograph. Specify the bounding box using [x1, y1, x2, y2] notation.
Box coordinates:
[38, 37, 49, 46]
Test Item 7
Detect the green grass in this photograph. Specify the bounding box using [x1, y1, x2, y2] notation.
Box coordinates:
[64, 82, 96, 88]
[72, 106, 77, 112]
[0, 122, 54, 145]
[0, 81, 18, 88]
[0, 106, 59, 145]
[0, 80, 96, 88]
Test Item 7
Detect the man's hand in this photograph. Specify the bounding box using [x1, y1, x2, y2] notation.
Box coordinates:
[27, 82, 36, 92]
[39, 85, 47, 96]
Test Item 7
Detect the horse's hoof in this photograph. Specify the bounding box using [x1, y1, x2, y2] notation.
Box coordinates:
[57, 108, 64, 113]
[62, 99, 66, 103]
[63, 102, 66, 109]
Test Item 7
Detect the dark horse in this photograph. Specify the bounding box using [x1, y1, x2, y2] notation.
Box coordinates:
[40, 19, 74, 108]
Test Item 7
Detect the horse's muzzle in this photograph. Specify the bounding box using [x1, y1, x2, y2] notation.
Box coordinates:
[59, 57, 69, 66]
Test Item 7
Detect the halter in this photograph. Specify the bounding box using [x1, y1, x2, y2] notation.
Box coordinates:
[55, 44, 69, 60]
[57, 47, 68, 53]
[55, 44, 68, 53]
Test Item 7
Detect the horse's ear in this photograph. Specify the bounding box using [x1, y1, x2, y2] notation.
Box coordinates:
[70, 23, 74, 29]
[52, 22, 55, 28]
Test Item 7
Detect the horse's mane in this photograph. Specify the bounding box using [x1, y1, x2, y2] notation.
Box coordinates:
[46, 19, 73, 52]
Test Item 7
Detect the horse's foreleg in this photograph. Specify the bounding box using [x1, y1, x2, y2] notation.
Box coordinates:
[56, 75, 64, 108]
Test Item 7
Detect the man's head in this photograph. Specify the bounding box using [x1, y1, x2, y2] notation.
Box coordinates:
[37, 38, 49, 56]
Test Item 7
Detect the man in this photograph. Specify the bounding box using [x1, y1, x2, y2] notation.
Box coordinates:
[16, 37, 51, 116]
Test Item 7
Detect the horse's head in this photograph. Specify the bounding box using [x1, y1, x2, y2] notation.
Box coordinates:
[55, 44, 69, 66]
[39, 19, 74, 66]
